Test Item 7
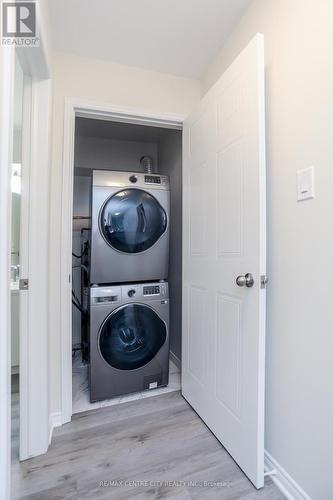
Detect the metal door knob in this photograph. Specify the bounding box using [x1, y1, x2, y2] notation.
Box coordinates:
[236, 273, 254, 288]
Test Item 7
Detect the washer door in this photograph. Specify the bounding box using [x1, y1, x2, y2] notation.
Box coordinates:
[99, 304, 167, 370]
[100, 188, 167, 253]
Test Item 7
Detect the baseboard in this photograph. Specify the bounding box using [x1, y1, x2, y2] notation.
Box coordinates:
[264, 450, 313, 500]
[169, 350, 181, 370]
[48, 412, 62, 445]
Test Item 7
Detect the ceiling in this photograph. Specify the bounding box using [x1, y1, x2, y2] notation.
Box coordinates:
[48, 0, 251, 78]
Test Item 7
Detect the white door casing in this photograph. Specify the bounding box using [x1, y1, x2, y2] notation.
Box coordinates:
[0, 40, 51, 500]
[19, 74, 32, 461]
[0, 44, 14, 500]
[60, 100, 184, 424]
[19, 76, 52, 460]
[182, 34, 266, 488]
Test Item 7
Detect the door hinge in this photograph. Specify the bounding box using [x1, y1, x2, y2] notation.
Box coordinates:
[19, 278, 29, 290]
[260, 275, 268, 289]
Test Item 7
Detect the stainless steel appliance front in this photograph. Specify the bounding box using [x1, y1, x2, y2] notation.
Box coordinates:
[89, 282, 170, 402]
[91, 170, 170, 284]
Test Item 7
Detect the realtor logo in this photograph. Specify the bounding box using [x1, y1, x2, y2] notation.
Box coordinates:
[1, 1, 39, 46]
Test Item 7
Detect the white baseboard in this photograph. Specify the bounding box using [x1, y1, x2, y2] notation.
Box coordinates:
[265, 450, 313, 500]
[48, 412, 62, 445]
[169, 350, 181, 370]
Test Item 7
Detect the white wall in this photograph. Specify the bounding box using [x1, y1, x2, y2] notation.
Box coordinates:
[49, 52, 200, 416]
[201, 1, 333, 499]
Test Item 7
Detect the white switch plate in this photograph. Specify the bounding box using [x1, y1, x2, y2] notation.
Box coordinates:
[297, 166, 315, 201]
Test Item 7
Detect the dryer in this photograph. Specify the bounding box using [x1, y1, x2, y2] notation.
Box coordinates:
[89, 282, 169, 402]
[90, 170, 170, 284]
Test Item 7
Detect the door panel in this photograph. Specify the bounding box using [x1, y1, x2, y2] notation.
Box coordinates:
[187, 285, 208, 385]
[189, 162, 207, 256]
[217, 142, 243, 257]
[215, 294, 242, 419]
[182, 34, 266, 488]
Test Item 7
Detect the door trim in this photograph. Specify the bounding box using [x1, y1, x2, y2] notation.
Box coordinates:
[18, 74, 33, 461]
[60, 98, 184, 424]
[19, 76, 52, 460]
[0, 44, 14, 500]
[0, 47, 51, 500]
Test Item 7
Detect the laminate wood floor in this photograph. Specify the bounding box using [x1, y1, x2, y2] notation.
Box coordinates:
[12, 391, 285, 500]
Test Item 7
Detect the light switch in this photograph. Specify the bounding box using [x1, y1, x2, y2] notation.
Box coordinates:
[297, 166, 315, 201]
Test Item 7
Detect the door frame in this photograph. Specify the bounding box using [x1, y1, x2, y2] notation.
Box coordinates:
[0, 33, 51, 500]
[0, 44, 15, 500]
[19, 74, 52, 461]
[60, 98, 185, 424]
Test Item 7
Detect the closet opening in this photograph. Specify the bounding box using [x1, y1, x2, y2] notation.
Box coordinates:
[71, 117, 183, 414]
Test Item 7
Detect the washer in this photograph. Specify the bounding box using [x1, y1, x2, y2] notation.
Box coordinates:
[90, 170, 170, 284]
[89, 282, 170, 402]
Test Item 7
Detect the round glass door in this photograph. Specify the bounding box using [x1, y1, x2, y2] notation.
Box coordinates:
[99, 304, 167, 370]
[100, 189, 167, 253]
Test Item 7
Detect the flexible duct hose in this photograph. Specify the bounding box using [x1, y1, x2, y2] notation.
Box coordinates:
[140, 156, 154, 174]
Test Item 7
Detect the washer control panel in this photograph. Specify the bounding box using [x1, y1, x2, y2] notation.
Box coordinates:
[91, 282, 169, 305]
[124, 282, 168, 301]
[143, 285, 160, 296]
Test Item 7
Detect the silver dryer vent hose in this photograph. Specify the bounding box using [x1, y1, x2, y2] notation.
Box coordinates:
[140, 156, 154, 174]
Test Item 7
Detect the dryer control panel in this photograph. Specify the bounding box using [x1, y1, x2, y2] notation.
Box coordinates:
[93, 170, 169, 190]
[144, 175, 168, 187]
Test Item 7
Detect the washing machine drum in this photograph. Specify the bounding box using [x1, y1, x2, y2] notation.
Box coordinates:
[99, 304, 167, 370]
[100, 188, 167, 253]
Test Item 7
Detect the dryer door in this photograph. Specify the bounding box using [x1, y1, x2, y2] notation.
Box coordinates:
[100, 188, 167, 253]
[99, 304, 167, 370]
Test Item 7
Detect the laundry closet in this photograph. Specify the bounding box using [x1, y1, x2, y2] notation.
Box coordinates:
[71, 117, 182, 412]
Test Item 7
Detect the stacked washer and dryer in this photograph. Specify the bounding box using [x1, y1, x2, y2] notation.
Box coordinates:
[89, 169, 170, 402]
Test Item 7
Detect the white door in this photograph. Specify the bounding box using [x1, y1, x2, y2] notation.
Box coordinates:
[182, 34, 266, 489]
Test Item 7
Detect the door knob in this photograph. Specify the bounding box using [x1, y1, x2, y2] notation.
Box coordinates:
[236, 273, 254, 288]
